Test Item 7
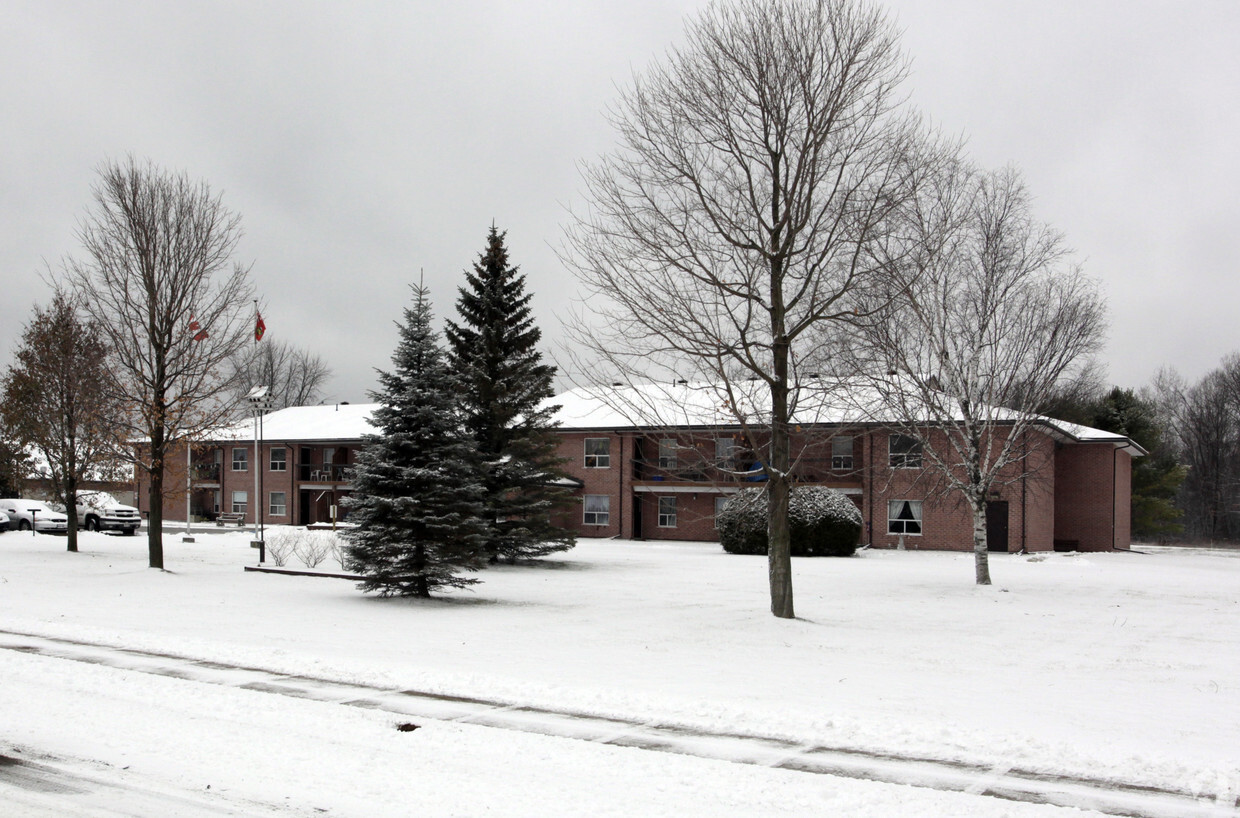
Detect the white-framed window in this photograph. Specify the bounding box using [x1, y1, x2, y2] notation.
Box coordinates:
[658, 496, 677, 528]
[831, 436, 854, 470]
[583, 494, 610, 526]
[231, 491, 248, 515]
[715, 437, 735, 466]
[658, 439, 677, 469]
[270, 448, 287, 472]
[269, 491, 287, 517]
[232, 448, 248, 471]
[888, 499, 923, 535]
[889, 434, 922, 469]
[584, 438, 611, 469]
[714, 495, 729, 528]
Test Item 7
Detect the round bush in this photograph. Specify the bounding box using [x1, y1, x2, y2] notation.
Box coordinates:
[717, 486, 861, 557]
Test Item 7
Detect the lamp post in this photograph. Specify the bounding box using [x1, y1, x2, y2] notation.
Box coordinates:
[246, 386, 273, 562]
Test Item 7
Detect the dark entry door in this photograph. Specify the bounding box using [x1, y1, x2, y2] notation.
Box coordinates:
[986, 501, 1009, 552]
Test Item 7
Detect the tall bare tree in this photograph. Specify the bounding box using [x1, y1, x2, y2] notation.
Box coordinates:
[562, 0, 928, 618]
[64, 157, 256, 568]
[226, 339, 332, 411]
[1, 291, 126, 552]
[1149, 361, 1240, 541]
[843, 163, 1106, 584]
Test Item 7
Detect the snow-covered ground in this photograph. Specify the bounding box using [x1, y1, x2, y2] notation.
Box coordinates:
[0, 528, 1237, 816]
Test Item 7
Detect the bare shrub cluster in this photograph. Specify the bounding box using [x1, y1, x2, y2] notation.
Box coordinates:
[264, 529, 347, 570]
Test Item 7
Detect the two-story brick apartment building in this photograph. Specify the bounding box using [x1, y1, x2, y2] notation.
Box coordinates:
[138, 384, 1142, 552]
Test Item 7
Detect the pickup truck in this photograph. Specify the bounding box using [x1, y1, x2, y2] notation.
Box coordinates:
[75, 491, 141, 535]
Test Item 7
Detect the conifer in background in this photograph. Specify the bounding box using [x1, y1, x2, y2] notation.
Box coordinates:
[343, 284, 489, 597]
[447, 227, 575, 562]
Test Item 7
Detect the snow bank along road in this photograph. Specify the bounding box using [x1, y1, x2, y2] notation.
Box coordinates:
[2, 629, 1234, 818]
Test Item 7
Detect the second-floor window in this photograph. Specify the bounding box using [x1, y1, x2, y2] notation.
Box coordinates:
[584, 438, 611, 469]
[715, 437, 735, 467]
[889, 434, 922, 469]
[270, 448, 287, 472]
[658, 439, 677, 469]
[831, 436, 854, 470]
[232, 448, 248, 471]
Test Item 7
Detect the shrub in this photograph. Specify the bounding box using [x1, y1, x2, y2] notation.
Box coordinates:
[717, 486, 861, 557]
[265, 530, 297, 567]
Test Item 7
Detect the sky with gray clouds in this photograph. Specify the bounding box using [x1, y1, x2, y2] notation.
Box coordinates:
[2, 1, 1236, 403]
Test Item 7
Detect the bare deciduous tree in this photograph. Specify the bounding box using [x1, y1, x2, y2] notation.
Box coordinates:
[1149, 361, 1240, 541]
[562, 0, 928, 619]
[843, 163, 1106, 584]
[0, 290, 126, 552]
[64, 157, 256, 569]
[226, 339, 332, 411]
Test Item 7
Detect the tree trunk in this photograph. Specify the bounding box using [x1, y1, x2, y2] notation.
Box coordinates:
[767, 337, 795, 619]
[972, 497, 991, 585]
[147, 450, 165, 570]
[767, 474, 794, 618]
[65, 477, 78, 553]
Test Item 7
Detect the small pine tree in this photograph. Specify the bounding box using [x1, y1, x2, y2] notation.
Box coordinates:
[343, 284, 489, 597]
[446, 227, 575, 562]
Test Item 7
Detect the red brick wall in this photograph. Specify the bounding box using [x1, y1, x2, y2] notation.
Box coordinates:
[1054, 444, 1130, 551]
[865, 428, 1057, 552]
[556, 432, 625, 539]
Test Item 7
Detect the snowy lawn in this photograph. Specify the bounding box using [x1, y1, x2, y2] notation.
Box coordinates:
[0, 528, 1237, 814]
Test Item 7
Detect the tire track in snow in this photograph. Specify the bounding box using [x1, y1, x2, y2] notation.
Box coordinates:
[1, 628, 1236, 818]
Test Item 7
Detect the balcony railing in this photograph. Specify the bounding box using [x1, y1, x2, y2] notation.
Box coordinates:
[192, 463, 221, 483]
[298, 463, 351, 482]
[632, 457, 858, 484]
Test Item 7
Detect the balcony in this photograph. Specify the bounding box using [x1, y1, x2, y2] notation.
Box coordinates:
[298, 463, 351, 483]
[192, 463, 221, 484]
[632, 456, 859, 485]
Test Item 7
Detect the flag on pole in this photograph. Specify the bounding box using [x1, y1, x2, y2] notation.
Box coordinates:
[189, 315, 208, 342]
[255, 311, 266, 342]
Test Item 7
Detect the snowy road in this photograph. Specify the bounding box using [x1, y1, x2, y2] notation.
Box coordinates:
[2, 629, 1234, 818]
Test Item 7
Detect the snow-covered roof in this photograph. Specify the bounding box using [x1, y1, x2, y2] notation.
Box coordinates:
[209, 403, 380, 443]
[192, 385, 1143, 455]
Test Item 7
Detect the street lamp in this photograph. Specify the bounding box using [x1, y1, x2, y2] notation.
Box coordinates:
[247, 385, 273, 561]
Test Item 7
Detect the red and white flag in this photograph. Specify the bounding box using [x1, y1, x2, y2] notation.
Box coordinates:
[255, 311, 266, 342]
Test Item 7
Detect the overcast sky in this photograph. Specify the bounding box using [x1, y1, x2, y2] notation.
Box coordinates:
[2, 1, 1236, 403]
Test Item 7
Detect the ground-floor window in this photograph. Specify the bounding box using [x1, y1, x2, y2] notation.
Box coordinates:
[714, 495, 729, 528]
[231, 491, 248, 515]
[888, 499, 922, 535]
[658, 496, 677, 528]
[269, 491, 287, 517]
[584, 494, 610, 526]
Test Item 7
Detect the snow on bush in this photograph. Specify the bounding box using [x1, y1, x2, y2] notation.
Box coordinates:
[717, 486, 861, 557]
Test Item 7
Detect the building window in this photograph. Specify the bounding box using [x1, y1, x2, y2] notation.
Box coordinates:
[889, 434, 922, 469]
[658, 439, 677, 469]
[888, 500, 922, 535]
[584, 438, 611, 469]
[831, 436, 853, 470]
[231, 491, 248, 515]
[270, 448, 287, 472]
[583, 494, 610, 526]
[658, 496, 677, 528]
[232, 448, 248, 471]
[715, 437, 735, 467]
[269, 492, 287, 517]
[714, 495, 730, 528]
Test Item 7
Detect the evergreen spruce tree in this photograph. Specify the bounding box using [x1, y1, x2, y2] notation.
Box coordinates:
[343, 284, 489, 597]
[446, 227, 575, 562]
